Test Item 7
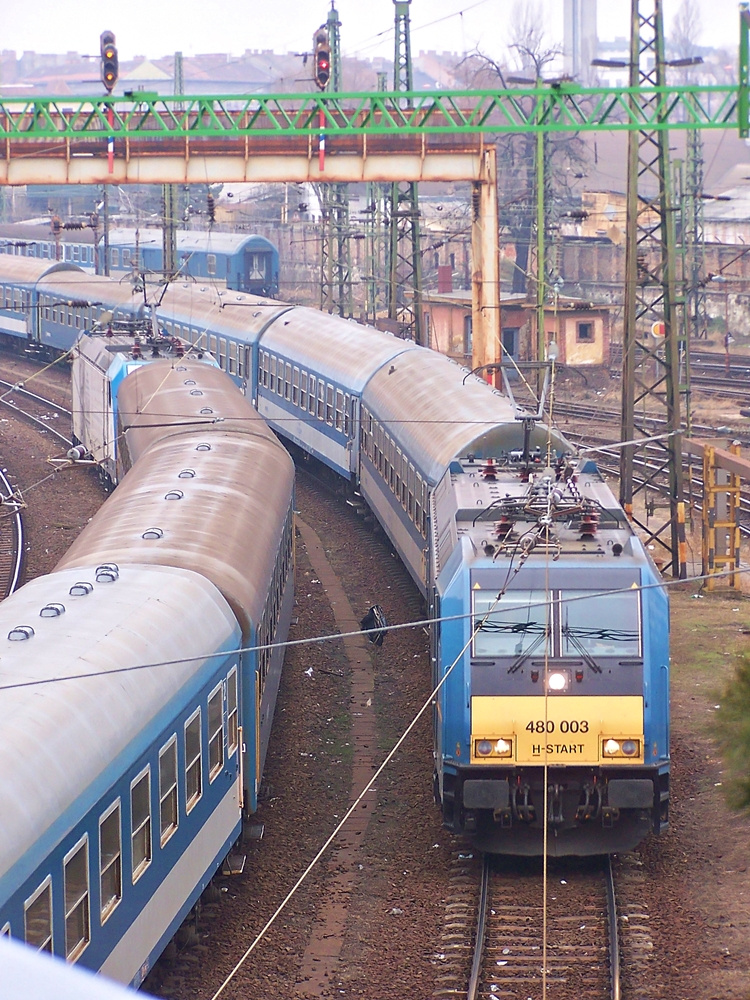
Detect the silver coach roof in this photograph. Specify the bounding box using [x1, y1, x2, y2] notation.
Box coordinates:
[258, 305, 421, 393]
[57, 361, 295, 636]
[0, 565, 238, 883]
[362, 349, 573, 486]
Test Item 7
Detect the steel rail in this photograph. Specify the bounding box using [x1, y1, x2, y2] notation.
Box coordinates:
[0, 466, 24, 598]
[466, 854, 490, 1000]
[606, 855, 621, 1000]
[0, 83, 742, 141]
[0, 378, 72, 449]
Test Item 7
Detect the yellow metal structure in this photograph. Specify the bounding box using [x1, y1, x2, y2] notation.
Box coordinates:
[702, 441, 742, 590]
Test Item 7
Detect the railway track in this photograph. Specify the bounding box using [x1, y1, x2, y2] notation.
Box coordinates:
[0, 466, 24, 599]
[0, 376, 73, 449]
[434, 853, 622, 1000]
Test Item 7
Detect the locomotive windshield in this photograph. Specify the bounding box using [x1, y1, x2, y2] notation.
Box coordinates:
[472, 588, 641, 659]
[472, 590, 550, 658]
[561, 589, 641, 657]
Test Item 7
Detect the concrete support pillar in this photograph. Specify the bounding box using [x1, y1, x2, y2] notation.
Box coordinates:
[471, 146, 499, 372]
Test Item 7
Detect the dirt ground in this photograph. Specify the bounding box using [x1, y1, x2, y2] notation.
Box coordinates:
[666, 559, 750, 999]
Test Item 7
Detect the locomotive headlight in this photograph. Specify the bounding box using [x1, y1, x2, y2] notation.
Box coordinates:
[474, 738, 513, 759]
[547, 671, 569, 692]
[602, 738, 641, 758]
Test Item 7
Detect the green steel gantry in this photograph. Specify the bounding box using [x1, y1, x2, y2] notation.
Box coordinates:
[318, 3, 354, 318]
[388, 0, 423, 343]
[0, 4, 748, 578]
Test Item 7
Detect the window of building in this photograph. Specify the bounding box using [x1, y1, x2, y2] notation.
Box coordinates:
[99, 802, 122, 921]
[64, 837, 90, 961]
[130, 768, 152, 881]
[227, 668, 238, 757]
[159, 738, 179, 845]
[208, 685, 224, 781]
[24, 880, 53, 952]
[185, 709, 202, 812]
[577, 321, 594, 342]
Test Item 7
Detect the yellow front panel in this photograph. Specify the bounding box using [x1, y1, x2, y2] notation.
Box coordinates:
[471, 696, 644, 765]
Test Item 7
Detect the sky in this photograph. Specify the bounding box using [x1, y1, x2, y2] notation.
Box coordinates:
[1, 0, 742, 65]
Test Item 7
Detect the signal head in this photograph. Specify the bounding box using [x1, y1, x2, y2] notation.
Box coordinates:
[313, 26, 331, 91]
[100, 31, 119, 93]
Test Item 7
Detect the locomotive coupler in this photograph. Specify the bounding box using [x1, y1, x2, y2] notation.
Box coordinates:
[576, 783, 602, 822]
[511, 783, 536, 822]
[548, 783, 564, 825]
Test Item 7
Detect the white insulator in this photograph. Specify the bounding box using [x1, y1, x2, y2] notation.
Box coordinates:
[67, 445, 87, 461]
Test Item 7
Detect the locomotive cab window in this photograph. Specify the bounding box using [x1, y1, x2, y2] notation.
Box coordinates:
[562, 590, 641, 657]
[472, 590, 550, 659]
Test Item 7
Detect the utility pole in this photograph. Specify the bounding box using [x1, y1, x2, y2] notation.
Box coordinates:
[620, 0, 688, 577]
[162, 52, 183, 279]
[363, 72, 390, 324]
[318, 4, 353, 317]
[388, 0, 423, 342]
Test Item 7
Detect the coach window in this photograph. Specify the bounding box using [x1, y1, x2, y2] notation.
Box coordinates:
[24, 879, 53, 952]
[111, 249, 119, 268]
[292, 367, 299, 406]
[64, 836, 90, 961]
[130, 768, 152, 882]
[99, 801, 122, 921]
[208, 684, 224, 781]
[4, 287, 10, 309]
[228, 341, 237, 375]
[218, 338, 227, 370]
[72, 245, 80, 262]
[300, 371, 308, 410]
[227, 668, 239, 756]
[284, 362, 292, 401]
[335, 389, 344, 431]
[207, 254, 217, 276]
[326, 384, 334, 425]
[308, 375, 316, 415]
[317, 382, 326, 420]
[159, 738, 179, 845]
[185, 709, 203, 812]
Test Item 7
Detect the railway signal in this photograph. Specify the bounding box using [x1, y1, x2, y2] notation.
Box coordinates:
[313, 28, 330, 90]
[100, 31, 118, 92]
